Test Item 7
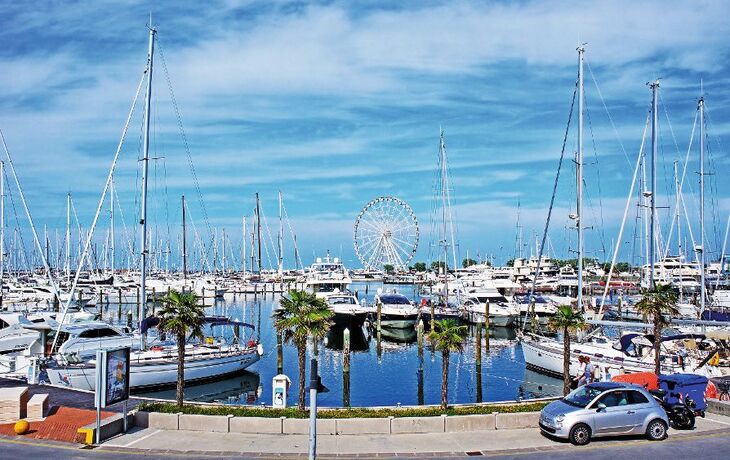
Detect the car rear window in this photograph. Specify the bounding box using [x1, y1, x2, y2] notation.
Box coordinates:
[627, 390, 649, 404]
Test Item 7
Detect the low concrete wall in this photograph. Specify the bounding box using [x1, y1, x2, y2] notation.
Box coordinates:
[178, 413, 231, 432]
[391, 415, 445, 434]
[445, 414, 496, 432]
[283, 418, 337, 435]
[136, 411, 542, 435]
[707, 399, 730, 417]
[78, 413, 130, 445]
[335, 417, 391, 435]
[148, 411, 180, 430]
[229, 416, 283, 434]
[495, 411, 540, 430]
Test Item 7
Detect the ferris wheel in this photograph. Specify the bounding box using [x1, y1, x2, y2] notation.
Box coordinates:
[353, 196, 419, 270]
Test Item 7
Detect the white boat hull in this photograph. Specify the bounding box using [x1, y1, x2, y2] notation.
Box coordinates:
[47, 347, 261, 391]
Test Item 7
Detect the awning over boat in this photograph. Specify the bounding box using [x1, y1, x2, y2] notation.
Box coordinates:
[140, 315, 255, 334]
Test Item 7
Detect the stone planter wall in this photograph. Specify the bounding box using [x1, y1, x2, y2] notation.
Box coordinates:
[136, 410, 541, 434]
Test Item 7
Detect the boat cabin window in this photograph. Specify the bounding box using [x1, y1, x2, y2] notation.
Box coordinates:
[379, 295, 410, 305]
[47, 331, 70, 347]
[329, 297, 356, 305]
[78, 328, 120, 339]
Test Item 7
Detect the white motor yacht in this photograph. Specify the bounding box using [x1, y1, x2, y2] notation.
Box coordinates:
[375, 292, 419, 329]
[324, 292, 371, 328]
[305, 254, 352, 298]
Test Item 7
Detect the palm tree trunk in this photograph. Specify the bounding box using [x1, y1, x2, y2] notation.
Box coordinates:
[176, 332, 185, 408]
[654, 318, 661, 375]
[563, 326, 571, 396]
[297, 343, 306, 411]
[441, 350, 449, 410]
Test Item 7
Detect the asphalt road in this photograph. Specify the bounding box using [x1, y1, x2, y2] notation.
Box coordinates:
[1, 430, 729, 459]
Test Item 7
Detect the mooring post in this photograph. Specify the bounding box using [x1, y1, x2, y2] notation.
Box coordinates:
[276, 330, 283, 375]
[376, 301, 382, 360]
[343, 327, 351, 407]
[476, 323, 482, 403]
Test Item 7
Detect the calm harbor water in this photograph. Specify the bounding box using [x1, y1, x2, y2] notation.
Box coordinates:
[127, 282, 563, 407]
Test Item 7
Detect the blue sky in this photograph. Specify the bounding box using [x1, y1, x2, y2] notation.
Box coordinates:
[1, 0, 729, 270]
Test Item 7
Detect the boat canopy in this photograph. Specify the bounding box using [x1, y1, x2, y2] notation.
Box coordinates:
[140, 315, 254, 334]
[378, 294, 410, 305]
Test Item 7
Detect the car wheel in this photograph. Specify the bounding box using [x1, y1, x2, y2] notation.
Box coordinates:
[646, 419, 667, 441]
[569, 423, 592, 446]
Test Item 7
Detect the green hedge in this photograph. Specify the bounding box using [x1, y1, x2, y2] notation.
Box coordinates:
[138, 401, 549, 419]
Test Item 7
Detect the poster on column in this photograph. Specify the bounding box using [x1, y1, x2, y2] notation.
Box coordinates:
[103, 347, 130, 407]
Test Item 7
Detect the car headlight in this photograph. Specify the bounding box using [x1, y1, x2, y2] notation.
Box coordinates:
[554, 414, 565, 427]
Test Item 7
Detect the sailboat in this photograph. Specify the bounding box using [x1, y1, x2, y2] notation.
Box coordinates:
[46, 22, 262, 391]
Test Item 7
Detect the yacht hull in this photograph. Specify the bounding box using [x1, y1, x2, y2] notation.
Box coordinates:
[47, 347, 261, 391]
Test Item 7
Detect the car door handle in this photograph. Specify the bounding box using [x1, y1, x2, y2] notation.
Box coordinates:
[627, 410, 635, 414]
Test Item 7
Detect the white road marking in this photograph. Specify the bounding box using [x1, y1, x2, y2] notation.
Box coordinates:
[119, 428, 162, 447]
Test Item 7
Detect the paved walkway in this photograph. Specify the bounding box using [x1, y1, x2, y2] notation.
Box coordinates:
[0, 406, 114, 443]
[0, 377, 142, 412]
[99, 412, 730, 457]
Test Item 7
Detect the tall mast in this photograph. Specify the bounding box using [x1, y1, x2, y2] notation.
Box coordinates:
[699, 95, 706, 316]
[577, 45, 585, 310]
[278, 190, 283, 276]
[65, 193, 71, 282]
[222, 228, 227, 273]
[674, 161, 683, 303]
[110, 177, 115, 277]
[139, 20, 156, 348]
[182, 195, 187, 281]
[256, 192, 261, 275]
[0, 161, 4, 304]
[649, 80, 659, 289]
[439, 130, 449, 302]
[242, 216, 247, 275]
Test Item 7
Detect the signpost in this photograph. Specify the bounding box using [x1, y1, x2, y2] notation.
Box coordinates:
[94, 347, 131, 444]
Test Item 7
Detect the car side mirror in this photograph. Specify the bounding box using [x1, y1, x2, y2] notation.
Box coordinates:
[596, 403, 607, 412]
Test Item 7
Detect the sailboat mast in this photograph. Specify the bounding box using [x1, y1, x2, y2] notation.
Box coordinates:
[256, 192, 261, 275]
[278, 191, 283, 276]
[242, 216, 247, 275]
[65, 193, 71, 281]
[0, 161, 4, 304]
[139, 22, 156, 347]
[110, 177, 115, 277]
[439, 130, 449, 302]
[649, 80, 659, 289]
[699, 95, 706, 316]
[674, 161, 683, 303]
[182, 195, 187, 281]
[577, 45, 585, 310]
[222, 228, 227, 273]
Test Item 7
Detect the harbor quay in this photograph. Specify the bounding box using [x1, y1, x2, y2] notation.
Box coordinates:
[4, 0, 730, 458]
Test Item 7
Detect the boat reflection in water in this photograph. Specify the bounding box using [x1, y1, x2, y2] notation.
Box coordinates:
[139, 371, 262, 405]
[326, 325, 369, 352]
[379, 327, 417, 344]
[518, 368, 563, 399]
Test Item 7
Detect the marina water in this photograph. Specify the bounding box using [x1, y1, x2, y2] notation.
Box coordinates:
[124, 282, 563, 407]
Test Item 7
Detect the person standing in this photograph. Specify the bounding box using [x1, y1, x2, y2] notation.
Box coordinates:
[583, 356, 596, 384]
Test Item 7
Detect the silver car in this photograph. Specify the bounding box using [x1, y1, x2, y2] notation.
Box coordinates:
[539, 381, 670, 445]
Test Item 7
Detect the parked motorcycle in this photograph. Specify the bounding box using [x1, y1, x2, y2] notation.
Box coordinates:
[649, 389, 702, 430]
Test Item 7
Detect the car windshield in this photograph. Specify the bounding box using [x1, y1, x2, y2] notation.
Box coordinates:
[563, 385, 604, 408]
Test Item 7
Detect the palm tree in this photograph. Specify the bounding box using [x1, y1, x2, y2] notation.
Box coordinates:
[272, 290, 334, 410]
[428, 319, 468, 409]
[158, 289, 206, 408]
[548, 305, 586, 396]
[634, 283, 679, 375]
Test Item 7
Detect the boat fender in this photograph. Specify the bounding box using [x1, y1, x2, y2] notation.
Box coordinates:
[257, 343, 264, 356]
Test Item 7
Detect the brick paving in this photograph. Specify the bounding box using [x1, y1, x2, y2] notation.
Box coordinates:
[0, 406, 114, 442]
